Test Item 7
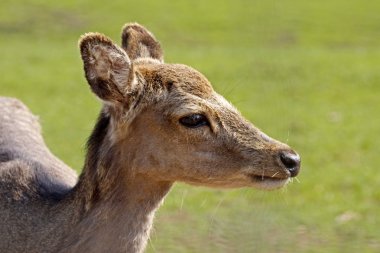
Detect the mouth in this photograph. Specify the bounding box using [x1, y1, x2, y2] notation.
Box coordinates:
[248, 174, 290, 190]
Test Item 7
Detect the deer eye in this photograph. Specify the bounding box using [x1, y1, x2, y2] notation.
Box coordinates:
[179, 114, 209, 128]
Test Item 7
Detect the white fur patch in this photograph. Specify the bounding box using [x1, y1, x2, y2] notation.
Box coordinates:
[134, 57, 162, 65]
[138, 43, 151, 58]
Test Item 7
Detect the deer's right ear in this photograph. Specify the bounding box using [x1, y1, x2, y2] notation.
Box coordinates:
[121, 23, 163, 62]
[79, 33, 134, 104]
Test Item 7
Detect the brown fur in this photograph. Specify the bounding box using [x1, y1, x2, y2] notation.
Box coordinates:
[121, 23, 163, 61]
[0, 23, 300, 253]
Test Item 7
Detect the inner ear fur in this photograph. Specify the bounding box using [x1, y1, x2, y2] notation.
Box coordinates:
[79, 33, 134, 103]
[121, 23, 163, 62]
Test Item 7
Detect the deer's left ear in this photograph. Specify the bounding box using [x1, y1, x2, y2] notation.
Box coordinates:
[121, 23, 164, 62]
[79, 33, 135, 104]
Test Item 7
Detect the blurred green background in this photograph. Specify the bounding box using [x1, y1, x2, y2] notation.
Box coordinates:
[1, 0, 379, 252]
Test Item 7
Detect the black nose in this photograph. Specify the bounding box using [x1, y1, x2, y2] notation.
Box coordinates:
[279, 151, 300, 177]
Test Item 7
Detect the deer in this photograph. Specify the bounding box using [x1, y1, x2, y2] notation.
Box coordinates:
[0, 23, 300, 253]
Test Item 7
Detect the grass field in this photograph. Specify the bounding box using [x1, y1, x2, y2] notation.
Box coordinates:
[1, 0, 380, 252]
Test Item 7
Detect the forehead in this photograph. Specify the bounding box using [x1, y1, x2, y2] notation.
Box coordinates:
[135, 62, 214, 98]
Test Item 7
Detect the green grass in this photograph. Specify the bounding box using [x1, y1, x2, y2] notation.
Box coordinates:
[1, 0, 379, 252]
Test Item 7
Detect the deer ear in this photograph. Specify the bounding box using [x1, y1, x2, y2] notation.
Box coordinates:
[79, 33, 135, 104]
[121, 23, 163, 62]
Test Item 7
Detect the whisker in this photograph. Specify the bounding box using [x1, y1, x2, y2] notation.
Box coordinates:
[200, 199, 207, 208]
[271, 172, 279, 178]
[147, 228, 157, 252]
[180, 189, 188, 210]
[209, 194, 227, 235]
[286, 130, 290, 144]
[281, 185, 288, 194]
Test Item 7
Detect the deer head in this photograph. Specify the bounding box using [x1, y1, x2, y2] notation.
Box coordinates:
[79, 23, 300, 191]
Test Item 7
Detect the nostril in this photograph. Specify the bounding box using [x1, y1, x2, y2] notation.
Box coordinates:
[280, 153, 298, 168]
[279, 151, 300, 177]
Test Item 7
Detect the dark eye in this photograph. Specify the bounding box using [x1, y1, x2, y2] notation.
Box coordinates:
[179, 114, 209, 128]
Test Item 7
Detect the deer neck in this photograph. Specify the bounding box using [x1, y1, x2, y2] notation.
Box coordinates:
[62, 162, 172, 253]
[61, 115, 173, 253]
